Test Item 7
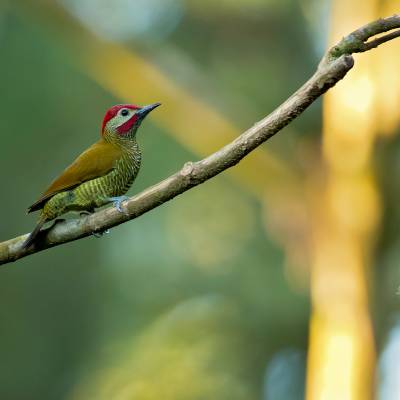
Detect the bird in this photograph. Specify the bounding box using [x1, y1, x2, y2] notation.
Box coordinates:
[22, 102, 161, 249]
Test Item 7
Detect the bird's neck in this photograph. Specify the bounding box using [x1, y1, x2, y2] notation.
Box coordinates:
[103, 130, 140, 155]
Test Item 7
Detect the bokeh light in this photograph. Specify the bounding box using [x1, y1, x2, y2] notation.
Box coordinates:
[60, 0, 183, 41]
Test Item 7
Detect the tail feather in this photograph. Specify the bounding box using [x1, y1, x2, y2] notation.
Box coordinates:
[22, 218, 46, 249]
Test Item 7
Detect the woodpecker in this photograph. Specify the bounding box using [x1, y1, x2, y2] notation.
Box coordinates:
[23, 102, 161, 249]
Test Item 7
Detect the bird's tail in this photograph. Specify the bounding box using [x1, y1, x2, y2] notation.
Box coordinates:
[22, 217, 46, 249]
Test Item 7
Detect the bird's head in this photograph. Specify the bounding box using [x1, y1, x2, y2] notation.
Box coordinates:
[101, 103, 161, 138]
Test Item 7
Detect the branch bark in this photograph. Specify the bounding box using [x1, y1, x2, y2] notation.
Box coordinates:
[1, 15, 400, 266]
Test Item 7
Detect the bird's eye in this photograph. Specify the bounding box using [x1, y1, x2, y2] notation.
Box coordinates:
[120, 109, 129, 117]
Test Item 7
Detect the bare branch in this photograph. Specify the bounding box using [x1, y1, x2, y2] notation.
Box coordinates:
[361, 30, 400, 51]
[1, 15, 400, 266]
[328, 15, 400, 58]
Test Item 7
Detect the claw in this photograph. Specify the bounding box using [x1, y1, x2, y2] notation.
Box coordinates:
[92, 229, 110, 238]
[107, 196, 130, 215]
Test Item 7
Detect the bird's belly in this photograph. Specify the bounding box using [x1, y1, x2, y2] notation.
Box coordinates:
[74, 166, 138, 205]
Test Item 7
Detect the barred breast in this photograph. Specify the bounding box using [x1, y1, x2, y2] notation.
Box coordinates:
[75, 147, 142, 207]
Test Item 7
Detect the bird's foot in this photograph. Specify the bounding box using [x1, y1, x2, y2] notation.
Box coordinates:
[92, 229, 110, 238]
[107, 196, 130, 215]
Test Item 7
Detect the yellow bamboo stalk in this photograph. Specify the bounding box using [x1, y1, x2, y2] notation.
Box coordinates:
[306, 1, 383, 399]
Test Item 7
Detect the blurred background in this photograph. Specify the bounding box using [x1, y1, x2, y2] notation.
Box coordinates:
[0, 0, 399, 399]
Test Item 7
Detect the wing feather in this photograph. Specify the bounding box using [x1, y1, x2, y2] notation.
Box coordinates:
[28, 139, 122, 212]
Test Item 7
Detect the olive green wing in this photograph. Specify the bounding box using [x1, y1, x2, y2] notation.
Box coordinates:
[28, 139, 122, 213]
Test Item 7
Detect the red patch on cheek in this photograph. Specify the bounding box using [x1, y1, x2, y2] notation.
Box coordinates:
[101, 104, 140, 134]
[117, 114, 138, 134]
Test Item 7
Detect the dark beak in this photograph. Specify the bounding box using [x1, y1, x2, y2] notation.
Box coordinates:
[137, 102, 161, 119]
